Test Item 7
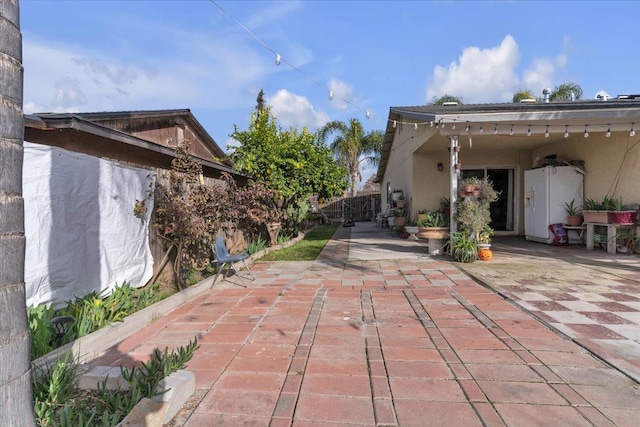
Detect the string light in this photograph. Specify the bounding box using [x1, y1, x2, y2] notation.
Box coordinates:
[440, 120, 445, 129]
[545, 125, 549, 138]
[430, 121, 434, 127]
[564, 125, 569, 138]
[392, 120, 397, 128]
[509, 125, 514, 136]
[479, 126, 483, 133]
[365, 111, 370, 120]
[606, 124, 611, 137]
[631, 123, 636, 137]
[451, 120, 456, 130]
[414, 123, 418, 130]
[328, 90, 333, 101]
[275, 54, 281, 65]
[465, 123, 470, 132]
[584, 125, 589, 138]
[494, 125, 498, 134]
[527, 126, 531, 136]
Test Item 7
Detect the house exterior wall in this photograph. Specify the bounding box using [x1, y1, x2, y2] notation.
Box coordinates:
[531, 132, 640, 206]
[382, 125, 437, 211]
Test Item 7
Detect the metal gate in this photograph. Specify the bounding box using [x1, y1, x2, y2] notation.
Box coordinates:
[317, 194, 381, 222]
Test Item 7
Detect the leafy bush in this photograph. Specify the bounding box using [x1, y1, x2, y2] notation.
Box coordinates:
[33, 338, 198, 427]
[29, 283, 163, 360]
[247, 236, 267, 254]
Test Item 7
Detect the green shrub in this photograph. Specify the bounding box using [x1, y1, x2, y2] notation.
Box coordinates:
[247, 236, 267, 254]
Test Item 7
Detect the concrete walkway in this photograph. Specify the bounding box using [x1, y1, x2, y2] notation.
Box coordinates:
[89, 223, 640, 426]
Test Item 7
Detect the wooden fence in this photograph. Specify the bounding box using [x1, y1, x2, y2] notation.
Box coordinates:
[315, 193, 382, 222]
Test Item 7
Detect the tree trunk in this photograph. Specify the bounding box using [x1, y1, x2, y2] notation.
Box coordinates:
[0, 0, 35, 424]
[350, 170, 359, 198]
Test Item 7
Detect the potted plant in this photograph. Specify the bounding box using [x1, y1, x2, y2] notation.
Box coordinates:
[450, 231, 477, 263]
[455, 177, 498, 241]
[391, 189, 404, 202]
[417, 209, 428, 222]
[395, 193, 406, 208]
[609, 197, 636, 224]
[416, 211, 448, 239]
[392, 208, 407, 227]
[476, 226, 493, 261]
[459, 177, 482, 198]
[563, 199, 583, 226]
[582, 198, 610, 224]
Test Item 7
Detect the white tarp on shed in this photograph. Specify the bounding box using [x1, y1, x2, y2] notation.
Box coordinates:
[23, 141, 156, 307]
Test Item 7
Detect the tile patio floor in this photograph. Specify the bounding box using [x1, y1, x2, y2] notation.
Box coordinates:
[89, 224, 640, 426]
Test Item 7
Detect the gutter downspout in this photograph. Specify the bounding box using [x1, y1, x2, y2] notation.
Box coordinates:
[449, 135, 459, 233]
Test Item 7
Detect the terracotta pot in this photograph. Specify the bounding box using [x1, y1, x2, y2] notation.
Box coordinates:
[395, 199, 406, 208]
[394, 216, 407, 227]
[566, 215, 583, 226]
[417, 227, 449, 240]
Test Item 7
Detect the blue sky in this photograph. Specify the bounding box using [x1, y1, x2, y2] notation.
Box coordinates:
[21, 0, 640, 183]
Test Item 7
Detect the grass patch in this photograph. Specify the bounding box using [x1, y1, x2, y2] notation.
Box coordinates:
[260, 223, 339, 261]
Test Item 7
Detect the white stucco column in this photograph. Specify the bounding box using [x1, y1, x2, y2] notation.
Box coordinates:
[449, 135, 459, 233]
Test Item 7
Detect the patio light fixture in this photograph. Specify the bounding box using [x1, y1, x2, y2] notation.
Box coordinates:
[437, 162, 444, 172]
[51, 316, 74, 347]
[631, 123, 636, 137]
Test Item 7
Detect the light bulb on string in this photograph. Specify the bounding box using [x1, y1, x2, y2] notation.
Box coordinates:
[631, 123, 636, 137]
[440, 120, 445, 129]
[465, 123, 470, 132]
[479, 126, 483, 133]
[564, 125, 569, 138]
[527, 126, 531, 136]
[606, 125, 611, 137]
[509, 125, 514, 136]
[452, 120, 456, 130]
[275, 54, 281, 65]
[430, 121, 434, 127]
[414, 123, 418, 130]
[392, 120, 397, 129]
[494, 125, 498, 134]
[365, 111, 370, 120]
[584, 125, 589, 138]
[545, 125, 549, 138]
[328, 90, 333, 101]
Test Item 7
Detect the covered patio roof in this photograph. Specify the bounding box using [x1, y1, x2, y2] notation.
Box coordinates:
[377, 98, 640, 181]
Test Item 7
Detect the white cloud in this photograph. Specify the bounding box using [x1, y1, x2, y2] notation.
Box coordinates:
[268, 89, 330, 130]
[22, 31, 270, 114]
[426, 35, 520, 103]
[522, 51, 568, 96]
[328, 79, 354, 110]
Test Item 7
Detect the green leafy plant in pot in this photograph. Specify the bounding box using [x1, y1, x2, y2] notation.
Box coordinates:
[563, 199, 583, 226]
[449, 231, 478, 263]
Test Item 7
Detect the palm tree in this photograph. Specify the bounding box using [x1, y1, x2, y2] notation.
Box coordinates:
[319, 118, 383, 197]
[429, 94, 463, 105]
[0, 0, 35, 424]
[512, 89, 536, 103]
[549, 83, 583, 101]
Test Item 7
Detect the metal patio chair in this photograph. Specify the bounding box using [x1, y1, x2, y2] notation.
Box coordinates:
[211, 237, 255, 288]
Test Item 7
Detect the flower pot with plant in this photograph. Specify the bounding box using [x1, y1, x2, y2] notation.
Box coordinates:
[582, 198, 610, 224]
[417, 209, 428, 222]
[416, 211, 449, 239]
[450, 231, 478, 263]
[563, 199, 583, 226]
[392, 209, 407, 227]
[391, 189, 404, 202]
[395, 194, 406, 208]
[455, 177, 498, 258]
[609, 197, 636, 224]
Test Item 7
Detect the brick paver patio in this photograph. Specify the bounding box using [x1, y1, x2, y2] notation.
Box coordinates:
[88, 224, 640, 426]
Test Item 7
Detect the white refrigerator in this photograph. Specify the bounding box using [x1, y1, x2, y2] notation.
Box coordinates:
[524, 166, 584, 244]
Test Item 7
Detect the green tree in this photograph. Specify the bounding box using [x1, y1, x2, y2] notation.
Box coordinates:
[549, 83, 583, 101]
[230, 108, 347, 229]
[319, 118, 384, 197]
[0, 0, 36, 424]
[512, 89, 536, 103]
[429, 94, 463, 105]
